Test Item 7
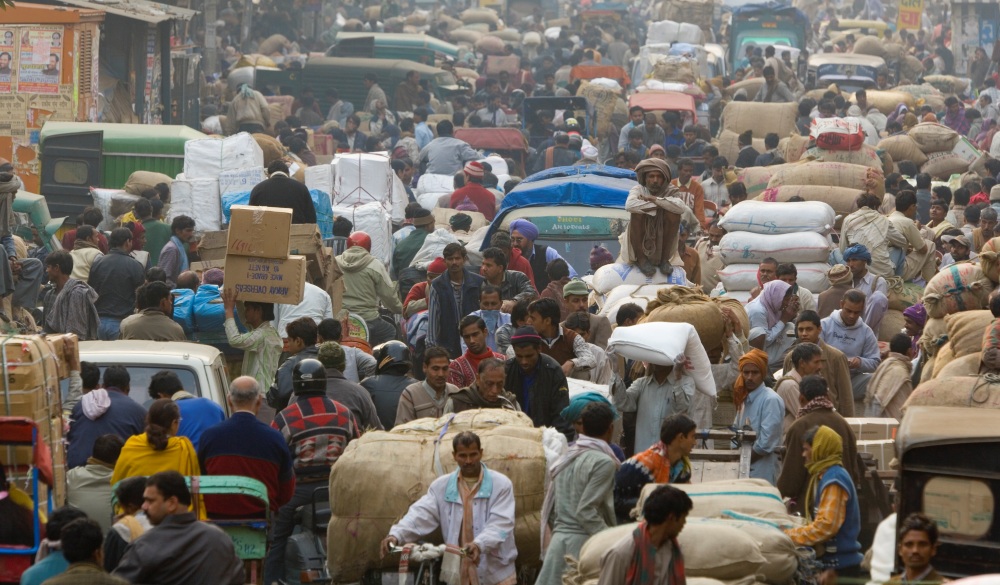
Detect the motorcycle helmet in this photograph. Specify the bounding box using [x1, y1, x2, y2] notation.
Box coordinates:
[347, 231, 372, 252]
[373, 341, 411, 374]
[292, 359, 328, 394]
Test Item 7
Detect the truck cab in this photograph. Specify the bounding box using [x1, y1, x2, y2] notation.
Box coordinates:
[727, 2, 809, 72]
[75, 340, 231, 415]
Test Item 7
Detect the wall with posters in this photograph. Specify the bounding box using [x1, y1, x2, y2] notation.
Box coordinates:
[951, 1, 1000, 76]
[0, 7, 102, 194]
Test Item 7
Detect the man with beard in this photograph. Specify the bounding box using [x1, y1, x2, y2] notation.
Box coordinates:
[623, 158, 697, 277]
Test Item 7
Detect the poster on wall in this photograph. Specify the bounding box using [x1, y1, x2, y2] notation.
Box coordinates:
[17, 27, 63, 94]
[897, 0, 924, 31]
[0, 29, 14, 94]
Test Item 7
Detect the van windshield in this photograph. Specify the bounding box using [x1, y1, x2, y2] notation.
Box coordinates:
[61, 365, 201, 408]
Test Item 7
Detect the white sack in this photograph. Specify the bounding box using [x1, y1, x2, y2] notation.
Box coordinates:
[304, 164, 335, 195]
[410, 228, 459, 270]
[607, 322, 715, 398]
[647, 20, 705, 45]
[183, 132, 264, 179]
[719, 200, 837, 235]
[89, 188, 132, 230]
[416, 173, 456, 196]
[418, 192, 448, 211]
[596, 284, 669, 323]
[719, 231, 832, 264]
[592, 262, 687, 295]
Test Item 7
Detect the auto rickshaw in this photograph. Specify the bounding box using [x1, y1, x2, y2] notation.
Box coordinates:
[897, 406, 1000, 577]
[628, 90, 699, 127]
[453, 128, 529, 176]
[0, 417, 53, 583]
[806, 53, 886, 93]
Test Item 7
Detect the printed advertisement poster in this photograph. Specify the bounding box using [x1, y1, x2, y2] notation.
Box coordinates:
[0, 29, 14, 94]
[897, 0, 924, 31]
[17, 27, 63, 94]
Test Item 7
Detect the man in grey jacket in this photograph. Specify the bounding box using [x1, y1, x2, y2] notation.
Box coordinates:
[113, 471, 244, 585]
[820, 289, 881, 403]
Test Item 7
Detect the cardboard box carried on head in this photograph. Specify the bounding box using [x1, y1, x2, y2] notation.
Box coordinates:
[226, 205, 293, 259]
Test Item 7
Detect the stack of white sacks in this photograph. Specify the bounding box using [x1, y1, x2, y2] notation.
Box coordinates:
[415, 155, 510, 212]
[174, 132, 266, 232]
[714, 201, 836, 304]
[587, 262, 689, 324]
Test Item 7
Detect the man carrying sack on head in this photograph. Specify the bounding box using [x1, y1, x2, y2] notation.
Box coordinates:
[623, 158, 698, 277]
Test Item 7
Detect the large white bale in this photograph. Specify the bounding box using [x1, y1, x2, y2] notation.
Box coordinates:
[304, 164, 334, 195]
[719, 262, 831, 292]
[416, 173, 455, 196]
[218, 167, 267, 197]
[607, 322, 715, 397]
[591, 262, 687, 295]
[719, 200, 837, 235]
[183, 132, 264, 179]
[636, 478, 789, 520]
[168, 178, 222, 231]
[647, 20, 704, 45]
[718, 231, 832, 264]
[333, 153, 394, 207]
[333, 202, 393, 266]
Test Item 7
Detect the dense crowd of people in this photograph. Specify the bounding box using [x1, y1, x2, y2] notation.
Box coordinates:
[0, 0, 991, 582]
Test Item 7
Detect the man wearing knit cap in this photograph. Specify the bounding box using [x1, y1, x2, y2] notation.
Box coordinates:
[448, 161, 498, 220]
[623, 158, 696, 277]
[509, 218, 576, 290]
[503, 326, 570, 431]
[403, 257, 446, 318]
[392, 208, 436, 277]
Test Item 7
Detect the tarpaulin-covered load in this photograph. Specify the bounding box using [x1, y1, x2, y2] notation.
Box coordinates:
[325, 410, 548, 582]
[183, 133, 264, 179]
[481, 165, 636, 250]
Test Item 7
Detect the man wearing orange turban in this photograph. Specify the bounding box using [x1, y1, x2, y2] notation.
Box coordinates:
[732, 348, 785, 485]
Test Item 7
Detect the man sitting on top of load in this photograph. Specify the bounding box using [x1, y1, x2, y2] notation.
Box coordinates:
[623, 158, 699, 277]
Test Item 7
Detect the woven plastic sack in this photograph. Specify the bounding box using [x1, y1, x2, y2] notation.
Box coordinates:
[597, 284, 666, 324]
[718, 231, 832, 265]
[640, 286, 727, 355]
[810, 118, 865, 151]
[592, 262, 686, 295]
[607, 321, 715, 398]
[719, 262, 831, 292]
[720, 200, 837, 235]
[636, 479, 789, 521]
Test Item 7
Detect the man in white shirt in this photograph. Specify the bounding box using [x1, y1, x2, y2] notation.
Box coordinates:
[700, 156, 730, 216]
[272, 282, 334, 339]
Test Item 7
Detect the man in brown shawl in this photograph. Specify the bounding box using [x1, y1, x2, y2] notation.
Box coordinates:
[624, 158, 694, 277]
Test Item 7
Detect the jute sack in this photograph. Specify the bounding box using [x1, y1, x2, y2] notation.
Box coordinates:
[886, 277, 923, 311]
[692, 518, 798, 585]
[945, 310, 994, 358]
[980, 248, 1000, 283]
[877, 135, 928, 167]
[882, 42, 906, 61]
[921, 152, 970, 179]
[804, 144, 882, 170]
[123, 171, 172, 196]
[923, 263, 992, 319]
[574, 522, 767, 582]
[765, 161, 885, 197]
[852, 35, 886, 58]
[449, 28, 483, 44]
[460, 7, 499, 24]
[778, 133, 811, 162]
[258, 34, 288, 55]
[492, 28, 521, 43]
[936, 353, 983, 379]
[909, 123, 960, 154]
[642, 286, 727, 352]
[758, 185, 869, 218]
[326, 412, 544, 582]
[931, 342, 956, 379]
[861, 91, 917, 116]
[474, 35, 506, 55]
[879, 310, 906, 343]
[722, 78, 764, 100]
[737, 164, 801, 198]
[714, 296, 750, 339]
[899, 56, 925, 83]
[919, 317, 949, 358]
[635, 479, 788, 521]
[903, 375, 1000, 414]
[717, 130, 766, 167]
[722, 101, 798, 140]
[253, 133, 285, 165]
[923, 74, 969, 94]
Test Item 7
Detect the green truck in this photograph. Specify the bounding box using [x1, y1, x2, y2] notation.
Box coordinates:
[39, 122, 206, 218]
[727, 2, 809, 72]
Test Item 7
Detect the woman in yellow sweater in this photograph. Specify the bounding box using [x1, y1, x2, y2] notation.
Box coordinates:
[111, 399, 203, 515]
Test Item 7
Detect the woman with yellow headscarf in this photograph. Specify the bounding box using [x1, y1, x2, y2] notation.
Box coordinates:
[784, 425, 863, 578]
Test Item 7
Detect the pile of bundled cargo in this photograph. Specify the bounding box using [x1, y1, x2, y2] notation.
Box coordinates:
[2, 333, 79, 506]
[713, 200, 835, 303]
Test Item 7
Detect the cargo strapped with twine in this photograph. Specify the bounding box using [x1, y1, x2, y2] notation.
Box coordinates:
[971, 374, 1000, 406]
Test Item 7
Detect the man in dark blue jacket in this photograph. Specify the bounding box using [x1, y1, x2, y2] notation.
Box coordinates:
[66, 366, 147, 469]
[426, 243, 484, 358]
